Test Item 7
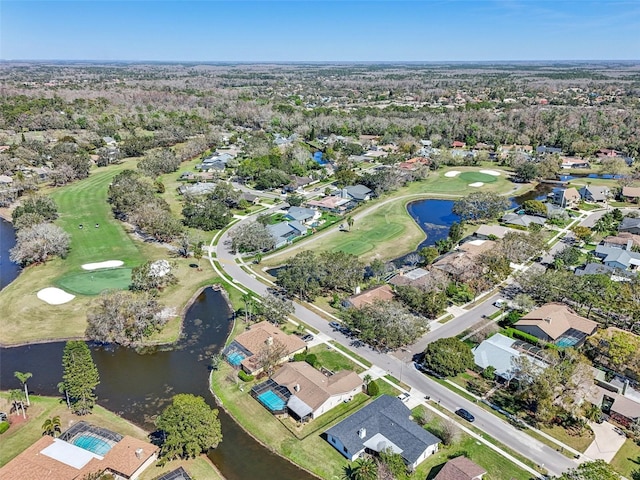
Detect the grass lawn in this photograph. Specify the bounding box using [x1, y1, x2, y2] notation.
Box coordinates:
[211, 363, 349, 479]
[308, 344, 365, 373]
[611, 438, 640, 478]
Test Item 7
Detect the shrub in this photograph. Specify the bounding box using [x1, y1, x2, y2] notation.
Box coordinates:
[0, 421, 9, 434]
[367, 380, 380, 396]
[238, 370, 254, 382]
[305, 353, 319, 368]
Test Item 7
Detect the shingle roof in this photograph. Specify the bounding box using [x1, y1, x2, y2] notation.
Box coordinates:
[325, 395, 440, 465]
[515, 303, 597, 340]
[433, 456, 487, 480]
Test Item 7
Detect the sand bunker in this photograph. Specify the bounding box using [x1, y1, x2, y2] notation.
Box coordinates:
[37, 287, 75, 305]
[469, 182, 484, 187]
[444, 170, 461, 178]
[479, 169, 501, 176]
[82, 260, 124, 270]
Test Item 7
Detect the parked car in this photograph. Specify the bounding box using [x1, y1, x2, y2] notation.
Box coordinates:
[301, 334, 314, 342]
[455, 408, 475, 422]
[329, 321, 341, 330]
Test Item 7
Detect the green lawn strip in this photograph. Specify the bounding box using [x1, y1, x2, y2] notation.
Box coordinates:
[0, 394, 148, 467]
[328, 341, 372, 368]
[277, 393, 370, 440]
[610, 438, 640, 478]
[384, 374, 410, 391]
[308, 344, 365, 373]
[211, 363, 348, 479]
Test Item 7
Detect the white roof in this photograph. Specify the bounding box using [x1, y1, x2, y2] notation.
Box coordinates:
[40, 438, 102, 469]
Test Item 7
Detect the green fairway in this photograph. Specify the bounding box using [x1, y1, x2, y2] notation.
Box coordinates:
[50, 164, 145, 274]
[56, 268, 133, 295]
[458, 171, 497, 183]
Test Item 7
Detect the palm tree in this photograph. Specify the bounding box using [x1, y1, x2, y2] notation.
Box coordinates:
[14, 371, 32, 406]
[42, 415, 62, 437]
[9, 389, 26, 419]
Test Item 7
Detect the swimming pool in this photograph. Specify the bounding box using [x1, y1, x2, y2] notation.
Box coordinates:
[258, 390, 286, 411]
[72, 434, 114, 456]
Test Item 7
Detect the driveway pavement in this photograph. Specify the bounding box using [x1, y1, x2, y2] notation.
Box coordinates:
[583, 421, 627, 462]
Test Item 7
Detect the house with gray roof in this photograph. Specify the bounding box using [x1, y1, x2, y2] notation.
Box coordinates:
[325, 395, 440, 470]
[342, 185, 372, 202]
[285, 206, 320, 225]
[620, 217, 640, 235]
[579, 185, 609, 203]
[501, 213, 546, 228]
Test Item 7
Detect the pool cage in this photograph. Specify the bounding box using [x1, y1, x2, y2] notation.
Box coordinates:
[60, 421, 123, 448]
[251, 379, 291, 415]
[223, 341, 253, 367]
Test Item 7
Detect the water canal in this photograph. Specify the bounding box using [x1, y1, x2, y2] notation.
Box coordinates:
[0, 287, 315, 480]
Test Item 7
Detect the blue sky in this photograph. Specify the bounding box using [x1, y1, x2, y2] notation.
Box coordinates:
[1, 1, 639, 61]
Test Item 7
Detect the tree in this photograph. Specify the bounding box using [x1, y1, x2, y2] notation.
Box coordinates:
[259, 294, 294, 324]
[61, 341, 100, 415]
[452, 192, 510, 222]
[86, 290, 167, 346]
[9, 222, 70, 265]
[419, 246, 439, 265]
[556, 460, 620, 480]
[155, 394, 222, 460]
[14, 371, 32, 406]
[423, 337, 474, 377]
[230, 221, 276, 253]
[42, 415, 62, 437]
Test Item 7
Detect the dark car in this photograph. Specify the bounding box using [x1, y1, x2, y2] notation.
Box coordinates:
[329, 321, 341, 330]
[455, 408, 475, 422]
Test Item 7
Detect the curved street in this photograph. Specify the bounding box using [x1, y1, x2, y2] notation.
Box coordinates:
[212, 204, 585, 478]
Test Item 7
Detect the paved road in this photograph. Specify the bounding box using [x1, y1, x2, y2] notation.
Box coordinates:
[215, 216, 579, 477]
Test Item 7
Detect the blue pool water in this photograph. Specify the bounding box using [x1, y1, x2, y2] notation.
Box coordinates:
[258, 390, 286, 411]
[227, 351, 245, 366]
[73, 434, 113, 456]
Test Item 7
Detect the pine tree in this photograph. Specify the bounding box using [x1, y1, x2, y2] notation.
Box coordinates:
[62, 341, 100, 415]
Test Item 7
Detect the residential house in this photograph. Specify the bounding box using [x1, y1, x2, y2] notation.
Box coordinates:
[267, 221, 308, 249]
[343, 284, 394, 309]
[594, 242, 640, 271]
[285, 206, 321, 225]
[579, 185, 609, 203]
[342, 185, 373, 202]
[325, 395, 441, 470]
[389, 268, 431, 287]
[501, 213, 546, 228]
[433, 456, 487, 480]
[621, 186, 640, 203]
[550, 187, 580, 208]
[257, 362, 362, 420]
[223, 321, 306, 375]
[561, 157, 590, 169]
[432, 239, 496, 281]
[473, 224, 519, 240]
[472, 333, 548, 381]
[536, 145, 562, 156]
[307, 195, 351, 213]
[619, 216, 640, 235]
[0, 423, 157, 480]
[514, 303, 598, 345]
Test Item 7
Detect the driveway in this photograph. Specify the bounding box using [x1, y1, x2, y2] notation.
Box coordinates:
[583, 421, 627, 462]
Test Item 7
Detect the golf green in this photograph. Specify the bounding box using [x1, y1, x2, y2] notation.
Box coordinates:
[458, 172, 497, 183]
[56, 268, 133, 295]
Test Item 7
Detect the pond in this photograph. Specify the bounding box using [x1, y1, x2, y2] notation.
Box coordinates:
[0, 218, 20, 290]
[0, 287, 315, 480]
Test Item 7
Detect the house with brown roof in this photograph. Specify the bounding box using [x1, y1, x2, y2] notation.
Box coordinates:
[0, 425, 157, 480]
[264, 362, 362, 420]
[514, 303, 598, 345]
[343, 284, 394, 309]
[433, 456, 487, 480]
[223, 321, 307, 374]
